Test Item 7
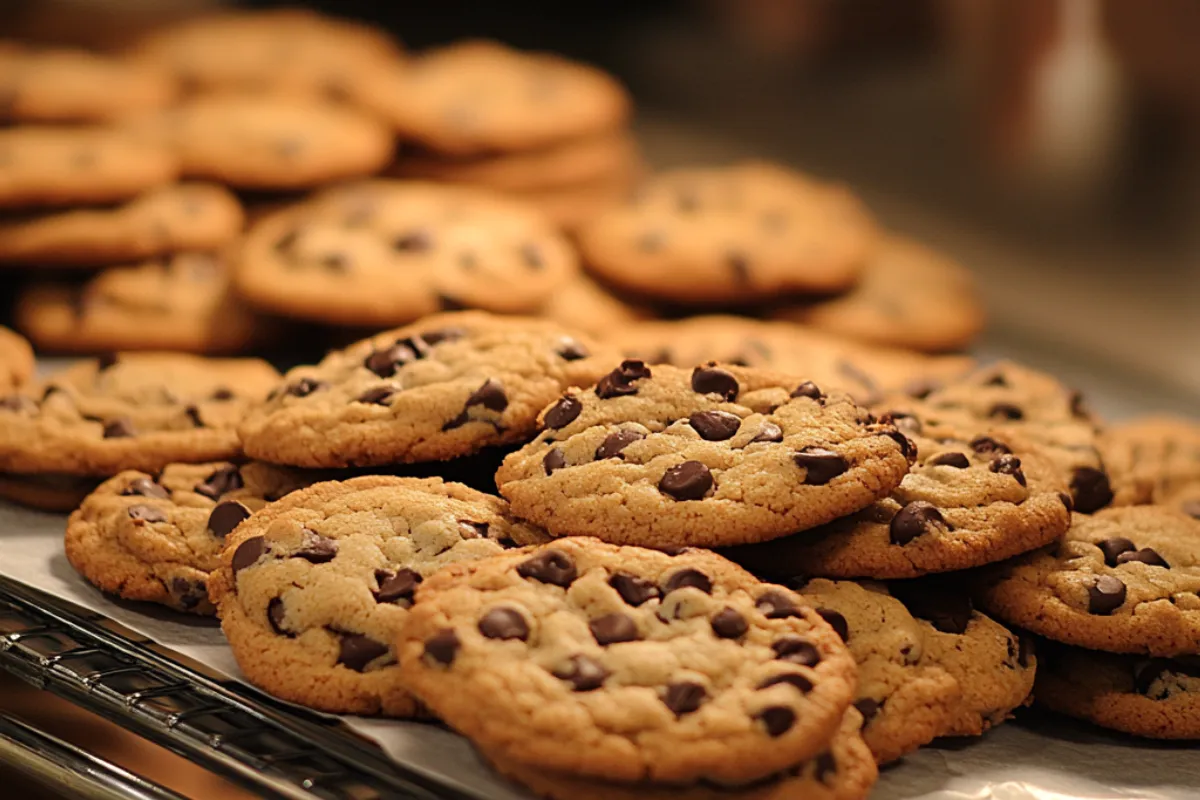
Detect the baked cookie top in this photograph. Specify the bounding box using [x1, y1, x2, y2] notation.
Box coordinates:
[208, 475, 545, 716]
[1101, 415, 1200, 509]
[354, 39, 630, 155]
[496, 363, 914, 548]
[576, 161, 878, 303]
[238, 312, 613, 468]
[235, 181, 578, 327]
[395, 537, 857, 784]
[64, 461, 316, 614]
[979, 506, 1200, 656]
[727, 405, 1071, 579]
[0, 353, 279, 476]
[0, 326, 34, 391]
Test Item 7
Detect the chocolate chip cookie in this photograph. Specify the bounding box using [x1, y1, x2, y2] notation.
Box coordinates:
[770, 235, 985, 353]
[1034, 640, 1200, 739]
[0, 326, 34, 391]
[208, 475, 546, 715]
[234, 181, 579, 327]
[395, 537, 858, 784]
[0, 473, 99, 512]
[65, 462, 317, 615]
[726, 407, 1072, 579]
[576, 161, 878, 303]
[0, 126, 179, 209]
[0, 183, 243, 266]
[1102, 415, 1200, 509]
[979, 506, 1200, 656]
[495, 363, 914, 548]
[354, 40, 630, 156]
[0, 353, 279, 476]
[239, 312, 613, 468]
[16, 251, 271, 355]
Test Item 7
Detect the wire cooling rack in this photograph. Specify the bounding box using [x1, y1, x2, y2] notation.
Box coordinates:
[0, 575, 466, 800]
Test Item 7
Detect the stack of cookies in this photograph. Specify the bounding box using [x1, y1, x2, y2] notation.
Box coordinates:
[370, 40, 639, 231]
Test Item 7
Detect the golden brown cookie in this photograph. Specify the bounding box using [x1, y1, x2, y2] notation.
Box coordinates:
[0, 326, 34, 391]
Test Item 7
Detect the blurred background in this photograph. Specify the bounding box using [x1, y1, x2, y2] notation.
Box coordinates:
[3, 0, 1198, 402]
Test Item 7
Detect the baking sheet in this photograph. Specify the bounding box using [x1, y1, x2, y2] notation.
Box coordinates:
[2, 502, 1196, 799]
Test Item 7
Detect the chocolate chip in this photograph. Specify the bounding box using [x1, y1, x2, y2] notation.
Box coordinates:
[756, 706, 796, 737]
[772, 637, 821, 666]
[1087, 575, 1127, 615]
[393, 229, 432, 252]
[516, 549, 577, 587]
[662, 568, 713, 595]
[194, 465, 242, 500]
[691, 365, 740, 400]
[853, 698, 881, 725]
[609, 573, 660, 606]
[688, 410, 742, 442]
[790, 381, 824, 401]
[662, 681, 706, 716]
[337, 634, 389, 672]
[990, 403, 1024, 420]
[128, 504, 166, 523]
[555, 338, 589, 361]
[816, 608, 849, 641]
[520, 243, 544, 269]
[971, 436, 1011, 456]
[375, 568, 421, 604]
[751, 422, 783, 443]
[231, 536, 266, 577]
[1116, 548, 1170, 568]
[543, 395, 582, 429]
[756, 590, 803, 619]
[1179, 500, 1200, 520]
[989, 454, 1027, 486]
[294, 529, 338, 563]
[794, 448, 849, 485]
[887, 412, 923, 436]
[465, 378, 507, 411]
[659, 461, 713, 500]
[169, 577, 207, 610]
[123, 477, 168, 499]
[758, 673, 813, 693]
[710, 608, 748, 638]
[479, 607, 530, 640]
[286, 377, 326, 398]
[928, 452, 970, 468]
[185, 405, 204, 428]
[207, 501, 251, 538]
[1059, 492, 1074, 512]
[595, 360, 651, 399]
[424, 629, 460, 665]
[211, 387, 234, 401]
[814, 752, 837, 784]
[267, 597, 290, 635]
[553, 654, 608, 691]
[95, 352, 118, 371]
[102, 418, 135, 438]
[1071, 467, 1113, 513]
[595, 429, 645, 460]
[365, 342, 419, 377]
[355, 386, 394, 405]
[884, 431, 917, 461]
[543, 448, 566, 474]
[892, 584, 974, 634]
[889, 501, 949, 545]
[1097, 537, 1137, 567]
[421, 328, 464, 347]
[589, 612, 639, 645]
[728, 252, 751, 283]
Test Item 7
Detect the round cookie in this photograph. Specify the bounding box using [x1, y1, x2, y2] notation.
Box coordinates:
[770, 235, 985, 353]
[65, 462, 317, 615]
[1034, 640, 1200, 739]
[16, 251, 270, 355]
[536, 274, 655, 338]
[0, 353, 279, 476]
[0, 44, 175, 123]
[0, 326, 34, 391]
[979, 506, 1200, 656]
[129, 8, 403, 99]
[0, 126, 179, 209]
[395, 537, 858, 784]
[726, 406, 1072, 579]
[904, 360, 1113, 514]
[208, 475, 546, 715]
[607, 316, 974, 407]
[234, 181, 579, 327]
[495, 362, 914, 548]
[1101, 415, 1200, 509]
[576, 161, 878, 303]
[0, 472, 99, 512]
[354, 40, 630, 156]
[0, 183, 243, 266]
[393, 131, 641, 192]
[140, 96, 393, 190]
[482, 708, 877, 800]
[238, 312, 613, 468]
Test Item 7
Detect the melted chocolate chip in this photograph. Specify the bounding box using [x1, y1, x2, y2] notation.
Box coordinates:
[758, 673, 814, 693]
[853, 698, 881, 725]
[595, 429, 645, 460]
[971, 436, 1011, 456]
[756, 590, 803, 619]
[285, 377, 326, 398]
[889, 501, 949, 545]
[267, 597, 290, 636]
[365, 342, 419, 377]
[662, 681, 707, 716]
[790, 381, 824, 401]
[1088, 575, 1127, 615]
[751, 422, 783, 444]
[662, 568, 713, 595]
[357, 386, 394, 405]
[194, 464, 242, 501]
[516, 549, 577, 587]
[123, 477, 168, 499]
[773, 637, 821, 666]
[884, 431, 917, 461]
[294, 529, 338, 563]
[185, 405, 204, 428]
[465, 378, 508, 411]
[103, 418, 135, 438]
[1071, 467, 1113, 513]
[989, 454, 1027, 486]
[543, 395, 582, 429]
[691, 365, 739, 400]
[393, 229, 433, 251]
[589, 612, 639, 645]
[375, 568, 421, 604]
[553, 654, 608, 691]
[595, 360, 651, 399]
[710, 607, 748, 638]
[756, 706, 796, 737]
[609, 573, 660, 606]
[794, 448, 849, 485]
[689, 410, 741, 441]
[424, 629, 460, 665]
[1116, 548, 1170, 568]
[543, 448, 566, 474]
[989, 403, 1024, 421]
[659, 461, 713, 500]
[128, 504, 166, 523]
[231, 536, 266, 577]
[336, 634, 388, 672]
[479, 607, 530, 640]
[1097, 537, 1137, 567]
[555, 338, 589, 361]
[816, 608, 849, 642]
[169, 577, 207, 610]
[206, 501, 251, 538]
[927, 452, 970, 468]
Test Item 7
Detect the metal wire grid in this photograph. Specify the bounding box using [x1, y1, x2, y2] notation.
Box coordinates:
[0, 576, 466, 800]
